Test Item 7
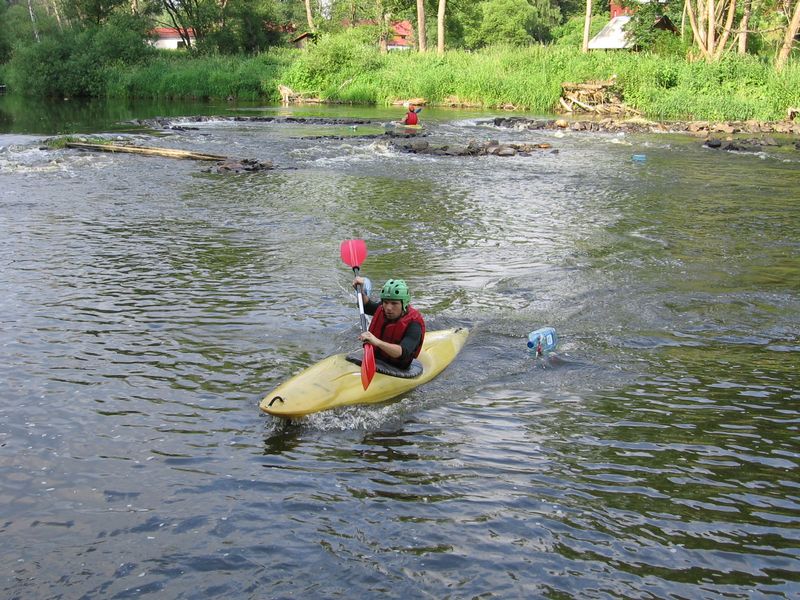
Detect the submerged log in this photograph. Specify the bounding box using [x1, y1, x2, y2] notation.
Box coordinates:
[65, 142, 226, 161]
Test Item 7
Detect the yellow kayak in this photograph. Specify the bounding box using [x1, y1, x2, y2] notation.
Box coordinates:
[385, 122, 424, 132]
[260, 328, 468, 418]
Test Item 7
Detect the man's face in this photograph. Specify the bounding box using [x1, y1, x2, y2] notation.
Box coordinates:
[381, 299, 404, 321]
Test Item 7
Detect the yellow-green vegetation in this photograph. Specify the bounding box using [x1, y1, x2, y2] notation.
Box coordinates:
[45, 135, 113, 149]
[276, 37, 800, 121]
[103, 37, 798, 122]
[7, 27, 800, 122]
[104, 49, 297, 101]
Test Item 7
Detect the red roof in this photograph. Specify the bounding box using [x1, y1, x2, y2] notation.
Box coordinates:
[151, 27, 195, 39]
[344, 19, 413, 38]
[393, 20, 413, 36]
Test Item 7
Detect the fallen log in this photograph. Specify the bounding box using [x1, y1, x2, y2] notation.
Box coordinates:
[567, 96, 596, 112]
[65, 142, 226, 161]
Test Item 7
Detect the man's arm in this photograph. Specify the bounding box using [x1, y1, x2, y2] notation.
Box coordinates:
[358, 322, 421, 363]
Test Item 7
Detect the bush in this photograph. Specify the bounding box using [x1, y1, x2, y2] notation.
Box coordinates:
[6, 15, 156, 97]
[7, 37, 73, 97]
[283, 28, 384, 97]
[0, 4, 10, 64]
[551, 13, 610, 47]
[466, 0, 561, 48]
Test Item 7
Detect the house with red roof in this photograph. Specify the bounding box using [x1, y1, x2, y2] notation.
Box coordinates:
[150, 28, 195, 50]
[588, 1, 676, 49]
[388, 20, 414, 50]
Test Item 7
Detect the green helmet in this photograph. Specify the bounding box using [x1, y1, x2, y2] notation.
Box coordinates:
[380, 279, 410, 310]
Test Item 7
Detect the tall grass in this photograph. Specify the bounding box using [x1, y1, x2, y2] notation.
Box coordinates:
[106, 50, 296, 101]
[10, 25, 797, 121]
[279, 38, 799, 120]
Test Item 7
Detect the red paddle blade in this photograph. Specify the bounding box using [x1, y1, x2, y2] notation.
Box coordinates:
[340, 239, 367, 269]
[361, 344, 376, 390]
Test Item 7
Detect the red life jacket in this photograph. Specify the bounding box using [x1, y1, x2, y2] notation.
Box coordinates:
[404, 110, 419, 125]
[368, 306, 426, 365]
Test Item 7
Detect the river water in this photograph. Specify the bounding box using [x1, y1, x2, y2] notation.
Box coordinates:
[1, 97, 799, 599]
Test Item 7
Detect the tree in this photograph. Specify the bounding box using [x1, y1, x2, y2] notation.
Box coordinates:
[466, 0, 560, 47]
[304, 0, 316, 31]
[202, 0, 283, 53]
[683, 0, 739, 60]
[776, 0, 800, 69]
[582, 0, 591, 52]
[27, 0, 41, 41]
[0, 3, 12, 60]
[417, 0, 426, 51]
[738, 0, 752, 53]
[437, 0, 446, 53]
[160, 0, 220, 48]
[64, 0, 131, 25]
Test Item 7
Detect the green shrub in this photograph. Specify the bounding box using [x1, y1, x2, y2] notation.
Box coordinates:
[7, 36, 73, 97]
[551, 13, 609, 46]
[283, 28, 383, 97]
[6, 15, 156, 97]
[466, 0, 561, 48]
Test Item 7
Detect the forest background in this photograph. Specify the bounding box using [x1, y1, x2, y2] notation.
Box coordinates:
[0, 0, 798, 122]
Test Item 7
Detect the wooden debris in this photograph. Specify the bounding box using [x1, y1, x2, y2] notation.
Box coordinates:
[391, 97, 428, 106]
[65, 142, 226, 161]
[442, 96, 482, 108]
[559, 78, 640, 117]
[277, 84, 322, 105]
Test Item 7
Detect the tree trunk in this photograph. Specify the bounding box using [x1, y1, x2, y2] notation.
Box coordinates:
[737, 0, 751, 53]
[49, 0, 63, 30]
[375, 0, 388, 53]
[27, 0, 40, 42]
[707, 0, 715, 56]
[685, 0, 710, 58]
[582, 0, 592, 52]
[437, 0, 446, 55]
[417, 0, 426, 52]
[712, 0, 738, 59]
[65, 142, 226, 161]
[304, 0, 315, 32]
[776, 0, 800, 70]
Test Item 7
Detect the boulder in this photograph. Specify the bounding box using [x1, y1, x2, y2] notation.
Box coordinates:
[204, 158, 274, 174]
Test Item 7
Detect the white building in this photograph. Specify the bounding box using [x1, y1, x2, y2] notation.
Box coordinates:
[150, 28, 195, 50]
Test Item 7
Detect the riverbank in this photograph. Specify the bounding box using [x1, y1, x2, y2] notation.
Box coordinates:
[490, 115, 800, 136]
[5, 40, 798, 124]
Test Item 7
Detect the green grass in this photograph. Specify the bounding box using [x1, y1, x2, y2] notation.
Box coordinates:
[105, 50, 296, 102]
[9, 28, 799, 122]
[44, 135, 112, 149]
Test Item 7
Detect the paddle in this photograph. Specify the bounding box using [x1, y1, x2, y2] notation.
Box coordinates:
[340, 239, 376, 390]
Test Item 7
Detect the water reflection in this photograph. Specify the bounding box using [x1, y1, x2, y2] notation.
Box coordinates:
[1, 104, 798, 599]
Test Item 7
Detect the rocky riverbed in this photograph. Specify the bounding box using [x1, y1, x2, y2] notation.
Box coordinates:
[487, 115, 800, 137]
[125, 115, 800, 166]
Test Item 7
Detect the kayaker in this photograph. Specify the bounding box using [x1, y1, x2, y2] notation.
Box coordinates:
[352, 277, 426, 370]
[401, 103, 422, 126]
